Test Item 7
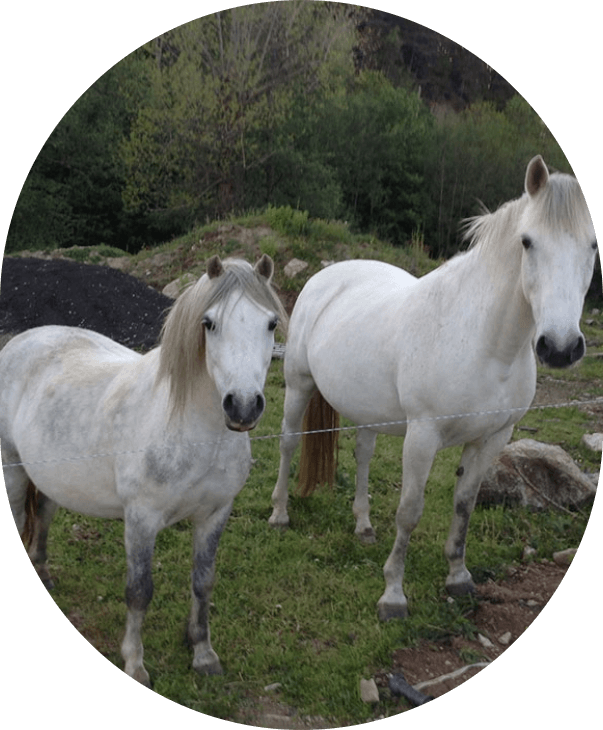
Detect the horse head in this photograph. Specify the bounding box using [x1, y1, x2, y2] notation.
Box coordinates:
[519, 155, 597, 368]
[203, 255, 280, 431]
[158, 254, 286, 428]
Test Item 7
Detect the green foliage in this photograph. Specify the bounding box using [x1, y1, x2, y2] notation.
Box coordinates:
[423, 97, 570, 256]
[264, 205, 310, 237]
[265, 72, 433, 244]
[5, 3, 575, 260]
[121, 2, 357, 231]
[6, 56, 145, 253]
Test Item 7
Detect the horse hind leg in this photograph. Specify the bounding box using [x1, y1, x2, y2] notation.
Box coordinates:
[28, 490, 58, 590]
[353, 428, 378, 544]
[269, 382, 316, 529]
[3, 457, 57, 589]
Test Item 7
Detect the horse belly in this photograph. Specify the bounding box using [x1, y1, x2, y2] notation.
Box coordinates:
[20, 450, 123, 518]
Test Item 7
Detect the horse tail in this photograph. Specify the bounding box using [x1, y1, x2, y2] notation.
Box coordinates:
[298, 391, 340, 497]
[22, 480, 39, 549]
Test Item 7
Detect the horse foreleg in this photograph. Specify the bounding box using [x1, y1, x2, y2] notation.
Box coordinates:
[353, 428, 377, 544]
[445, 428, 513, 595]
[121, 509, 158, 688]
[188, 504, 232, 676]
[269, 385, 314, 528]
[377, 428, 438, 621]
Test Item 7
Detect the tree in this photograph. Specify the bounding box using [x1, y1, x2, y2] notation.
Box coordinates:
[122, 1, 358, 227]
[6, 55, 145, 252]
[423, 96, 571, 257]
[302, 72, 433, 243]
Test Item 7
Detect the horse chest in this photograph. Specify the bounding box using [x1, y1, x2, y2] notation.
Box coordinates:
[131, 435, 252, 520]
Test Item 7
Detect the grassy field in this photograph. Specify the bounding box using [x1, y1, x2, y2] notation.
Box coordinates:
[7, 210, 603, 724]
[45, 351, 600, 725]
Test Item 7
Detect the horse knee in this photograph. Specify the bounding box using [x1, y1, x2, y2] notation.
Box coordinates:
[125, 557, 154, 611]
[126, 574, 153, 611]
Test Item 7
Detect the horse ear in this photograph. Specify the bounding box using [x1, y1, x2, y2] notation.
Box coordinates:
[525, 155, 549, 197]
[255, 254, 274, 282]
[207, 255, 224, 279]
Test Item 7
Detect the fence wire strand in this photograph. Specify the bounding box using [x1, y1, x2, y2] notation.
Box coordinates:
[2, 396, 602, 470]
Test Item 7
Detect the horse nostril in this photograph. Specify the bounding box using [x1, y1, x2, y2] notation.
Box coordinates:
[223, 393, 235, 416]
[535, 335, 550, 362]
[570, 336, 585, 364]
[255, 393, 266, 415]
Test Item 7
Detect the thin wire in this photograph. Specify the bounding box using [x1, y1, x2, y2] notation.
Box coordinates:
[2, 396, 602, 470]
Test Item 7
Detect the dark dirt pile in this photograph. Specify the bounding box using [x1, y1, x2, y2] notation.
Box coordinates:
[0, 257, 173, 350]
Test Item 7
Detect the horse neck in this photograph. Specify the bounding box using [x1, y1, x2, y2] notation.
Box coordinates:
[459, 240, 535, 365]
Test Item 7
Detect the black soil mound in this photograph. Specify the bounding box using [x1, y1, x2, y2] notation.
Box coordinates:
[0, 257, 173, 350]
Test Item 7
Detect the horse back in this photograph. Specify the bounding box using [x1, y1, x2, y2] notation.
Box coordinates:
[0, 326, 139, 446]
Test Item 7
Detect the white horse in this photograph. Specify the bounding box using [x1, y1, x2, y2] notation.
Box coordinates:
[269, 156, 597, 620]
[1, 254, 287, 685]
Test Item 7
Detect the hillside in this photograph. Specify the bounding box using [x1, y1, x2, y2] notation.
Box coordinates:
[4, 209, 439, 314]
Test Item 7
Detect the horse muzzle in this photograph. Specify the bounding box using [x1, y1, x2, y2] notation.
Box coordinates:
[222, 392, 266, 432]
[535, 333, 585, 368]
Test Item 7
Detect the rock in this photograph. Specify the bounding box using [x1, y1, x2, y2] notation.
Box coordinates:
[162, 273, 197, 299]
[105, 256, 130, 271]
[553, 548, 577, 567]
[478, 634, 495, 649]
[359, 678, 379, 703]
[264, 682, 282, 693]
[284, 258, 308, 278]
[498, 631, 512, 646]
[581, 433, 603, 452]
[522, 545, 537, 560]
[477, 439, 596, 511]
[388, 674, 434, 706]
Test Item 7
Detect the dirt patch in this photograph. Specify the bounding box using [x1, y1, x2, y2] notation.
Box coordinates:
[0, 257, 172, 350]
[235, 562, 568, 727]
[376, 561, 566, 709]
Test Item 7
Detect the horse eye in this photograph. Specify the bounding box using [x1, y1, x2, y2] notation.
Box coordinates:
[592, 240, 598, 251]
[268, 318, 278, 332]
[202, 317, 216, 332]
[521, 235, 532, 250]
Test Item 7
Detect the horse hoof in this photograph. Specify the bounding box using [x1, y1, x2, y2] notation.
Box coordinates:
[193, 647, 223, 676]
[194, 658, 223, 676]
[131, 667, 152, 688]
[268, 514, 289, 530]
[36, 567, 55, 590]
[356, 527, 376, 545]
[377, 601, 409, 622]
[445, 579, 476, 597]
